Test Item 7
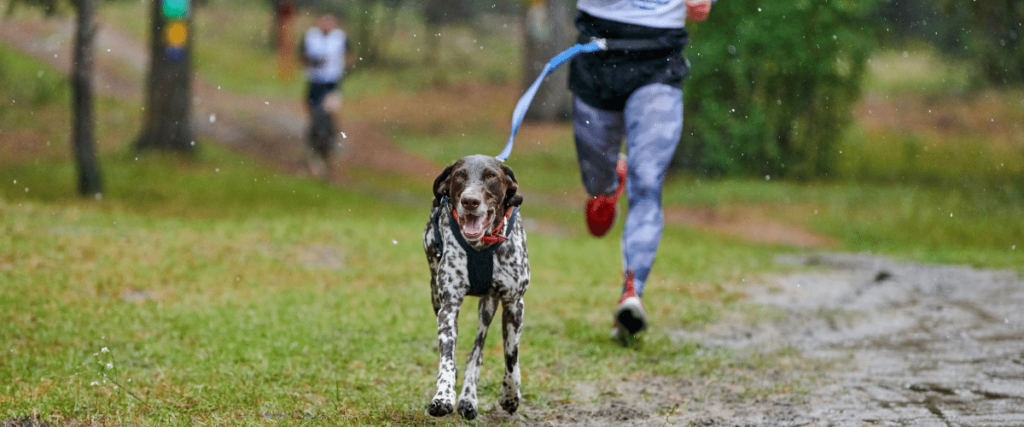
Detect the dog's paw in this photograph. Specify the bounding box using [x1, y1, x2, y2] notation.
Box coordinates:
[498, 392, 520, 415]
[457, 399, 478, 420]
[427, 398, 455, 417]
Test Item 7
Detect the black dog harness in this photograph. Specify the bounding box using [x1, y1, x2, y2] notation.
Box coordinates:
[432, 196, 520, 296]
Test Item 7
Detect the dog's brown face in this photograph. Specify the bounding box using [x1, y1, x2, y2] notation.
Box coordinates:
[433, 155, 522, 242]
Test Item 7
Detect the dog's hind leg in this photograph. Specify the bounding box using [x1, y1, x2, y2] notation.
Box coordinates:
[428, 289, 465, 417]
[456, 294, 498, 420]
[498, 297, 524, 414]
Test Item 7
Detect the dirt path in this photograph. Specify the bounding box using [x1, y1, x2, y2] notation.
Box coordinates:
[499, 254, 1024, 426]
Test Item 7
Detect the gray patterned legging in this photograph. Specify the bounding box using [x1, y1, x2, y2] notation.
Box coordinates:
[573, 83, 683, 297]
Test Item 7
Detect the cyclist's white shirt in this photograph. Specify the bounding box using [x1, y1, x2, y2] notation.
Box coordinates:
[304, 28, 346, 83]
[577, 0, 688, 28]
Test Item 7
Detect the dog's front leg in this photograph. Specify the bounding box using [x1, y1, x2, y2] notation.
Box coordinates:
[498, 297, 524, 414]
[428, 288, 464, 417]
[456, 294, 497, 420]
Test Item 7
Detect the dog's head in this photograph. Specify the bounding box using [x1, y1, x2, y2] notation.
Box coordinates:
[433, 155, 522, 242]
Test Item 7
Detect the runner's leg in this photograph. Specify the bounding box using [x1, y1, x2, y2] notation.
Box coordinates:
[621, 83, 683, 297]
[573, 97, 625, 197]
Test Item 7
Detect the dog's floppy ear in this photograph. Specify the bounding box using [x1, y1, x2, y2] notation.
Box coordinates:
[432, 165, 454, 207]
[501, 164, 523, 209]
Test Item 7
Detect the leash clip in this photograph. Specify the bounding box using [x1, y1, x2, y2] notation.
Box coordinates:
[590, 37, 608, 51]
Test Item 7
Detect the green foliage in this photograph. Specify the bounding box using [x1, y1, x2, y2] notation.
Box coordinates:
[936, 0, 1024, 87]
[677, 0, 878, 179]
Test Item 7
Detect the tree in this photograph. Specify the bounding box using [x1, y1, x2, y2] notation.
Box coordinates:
[520, 0, 574, 121]
[135, 0, 195, 153]
[71, 0, 102, 196]
[677, 0, 878, 179]
[6, 0, 103, 196]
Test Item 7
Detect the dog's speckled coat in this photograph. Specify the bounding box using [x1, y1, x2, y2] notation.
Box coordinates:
[422, 155, 529, 420]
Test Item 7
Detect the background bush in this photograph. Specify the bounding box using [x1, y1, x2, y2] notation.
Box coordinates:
[676, 0, 878, 179]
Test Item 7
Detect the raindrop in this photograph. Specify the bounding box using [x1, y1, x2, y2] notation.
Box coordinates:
[765, 175, 771, 181]
[902, 51, 908, 58]
[392, 240, 398, 245]
[12, 180, 16, 184]
[757, 7, 762, 11]
[215, 168, 220, 173]
[25, 188, 28, 192]
[191, 141, 196, 146]
[340, 132, 347, 139]
[950, 213, 953, 217]
[209, 114, 216, 123]
[264, 101, 269, 105]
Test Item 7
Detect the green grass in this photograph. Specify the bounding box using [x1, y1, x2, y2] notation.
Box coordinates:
[0, 145, 787, 425]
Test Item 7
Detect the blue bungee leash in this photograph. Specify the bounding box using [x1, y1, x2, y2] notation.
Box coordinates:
[496, 40, 605, 162]
[496, 36, 683, 162]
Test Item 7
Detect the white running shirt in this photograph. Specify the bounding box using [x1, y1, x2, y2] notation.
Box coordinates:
[577, 0, 688, 28]
[304, 28, 346, 83]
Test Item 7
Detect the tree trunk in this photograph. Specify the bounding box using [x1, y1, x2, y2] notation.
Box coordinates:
[135, 0, 195, 153]
[72, 0, 102, 197]
[521, 0, 574, 122]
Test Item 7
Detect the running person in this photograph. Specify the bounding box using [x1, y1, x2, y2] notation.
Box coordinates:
[568, 0, 712, 344]
[300, 14, 347, 178]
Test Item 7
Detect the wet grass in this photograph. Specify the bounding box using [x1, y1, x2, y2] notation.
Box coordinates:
[2, 45, 779, 425]
[0, 144, 788, 425]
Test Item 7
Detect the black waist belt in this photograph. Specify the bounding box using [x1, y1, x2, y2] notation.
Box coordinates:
[579, 35, 678, 52]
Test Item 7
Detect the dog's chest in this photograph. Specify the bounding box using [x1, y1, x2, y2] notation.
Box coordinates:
[425, 206, 526, 296]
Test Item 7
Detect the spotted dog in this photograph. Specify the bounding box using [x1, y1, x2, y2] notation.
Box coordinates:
[422, 154, 529, 420]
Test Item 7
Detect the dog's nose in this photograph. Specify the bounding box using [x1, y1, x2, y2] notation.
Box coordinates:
[461, 196, 480, 211]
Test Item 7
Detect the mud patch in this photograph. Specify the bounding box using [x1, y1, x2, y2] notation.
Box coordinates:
[504, 254, 1024, 426]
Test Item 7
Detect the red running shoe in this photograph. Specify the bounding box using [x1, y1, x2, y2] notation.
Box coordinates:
[585, 154, 627, 237]
[611, 270, 647, 345]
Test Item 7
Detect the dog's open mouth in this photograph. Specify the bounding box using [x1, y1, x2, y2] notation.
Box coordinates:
[459, 210, 494, 240]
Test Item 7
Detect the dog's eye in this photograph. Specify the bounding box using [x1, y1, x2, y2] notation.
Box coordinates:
[484, 172, 497, 180]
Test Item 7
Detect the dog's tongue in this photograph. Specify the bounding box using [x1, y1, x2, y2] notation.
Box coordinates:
[463, 214, 488, 236]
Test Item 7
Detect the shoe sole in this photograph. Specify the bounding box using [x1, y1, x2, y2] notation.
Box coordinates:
[614, 297, 647, 335]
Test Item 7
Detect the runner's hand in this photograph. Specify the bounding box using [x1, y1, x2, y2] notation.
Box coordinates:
[685, 0, 712, 22]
